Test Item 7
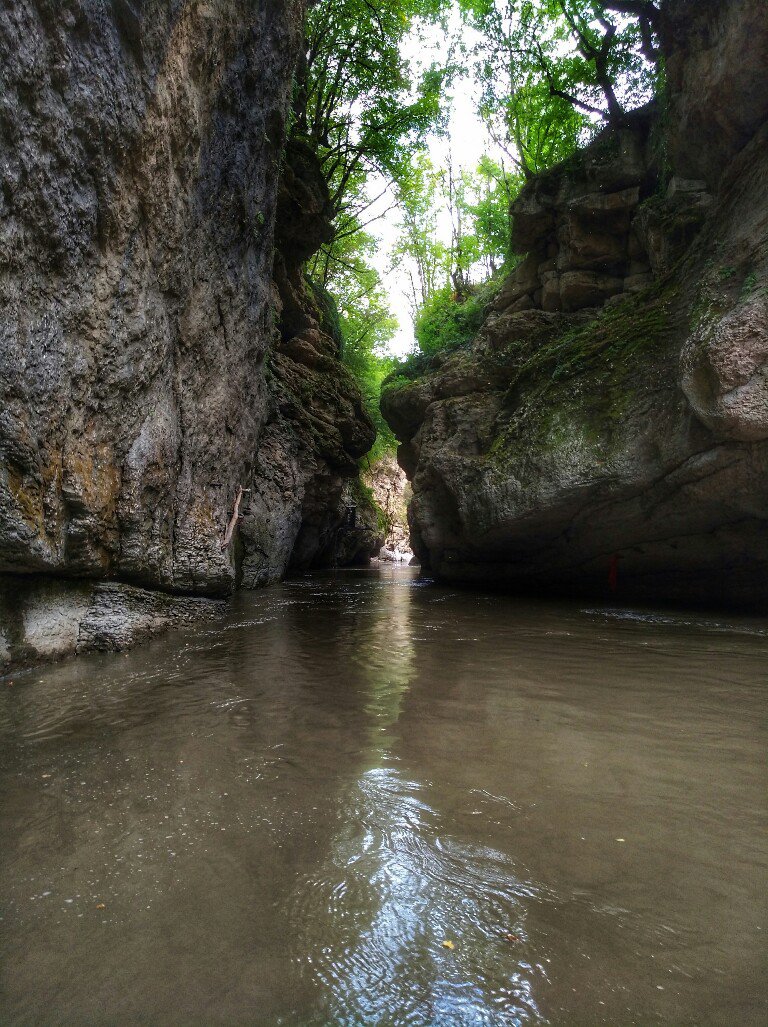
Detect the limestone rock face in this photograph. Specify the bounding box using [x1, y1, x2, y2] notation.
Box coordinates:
[681, 293, 768, 444]
[0, 577, 225, 669]
[498, 107, 712, 320]
[364, 454, 412, 556]
[0, 0, 305, 592]
[661, 0, 768, 189]
[381, 15, 768, 606]
[0, 0, 376, 667]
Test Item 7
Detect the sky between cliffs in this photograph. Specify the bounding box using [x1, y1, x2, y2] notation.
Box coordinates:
[369, 8, 499, 357]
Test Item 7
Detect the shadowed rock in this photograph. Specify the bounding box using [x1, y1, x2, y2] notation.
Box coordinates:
[0, 0, 377, 668]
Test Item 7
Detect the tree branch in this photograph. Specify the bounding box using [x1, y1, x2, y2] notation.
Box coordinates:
[221, 486, 250, 551]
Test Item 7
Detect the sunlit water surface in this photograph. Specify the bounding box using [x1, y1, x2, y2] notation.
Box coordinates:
[0, 567, 766, 1025]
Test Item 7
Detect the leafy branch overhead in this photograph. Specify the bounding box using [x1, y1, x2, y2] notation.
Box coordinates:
[294, 0, 449, 222]
[458, 0, 661, 176]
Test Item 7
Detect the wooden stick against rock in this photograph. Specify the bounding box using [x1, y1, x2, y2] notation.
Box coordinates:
[221, 486, 250, 551]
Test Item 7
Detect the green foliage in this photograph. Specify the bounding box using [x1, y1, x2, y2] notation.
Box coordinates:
[468, 156, 521, 272]
[297, 0, 449, 224]
[414, 274, 505, 355]
[392, 151, 519, 321]
[308, 230, 400, 462]
[458, 0, 661, 177]
[415, 285, 484, 354]
[390, 154, 449, 314]
[294, 0, 454, 462]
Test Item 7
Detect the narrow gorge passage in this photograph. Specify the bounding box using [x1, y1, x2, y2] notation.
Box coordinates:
[1, 567, 765, 1024]
[1, 0, 767, 1022]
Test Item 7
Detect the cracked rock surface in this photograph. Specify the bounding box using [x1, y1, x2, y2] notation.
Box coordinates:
[0, 1, 376, 668]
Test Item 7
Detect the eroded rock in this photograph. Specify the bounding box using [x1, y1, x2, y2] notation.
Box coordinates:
[0, 0, 379, 667]
[381, 26, 768, 606]
[0, 576, 225, 671]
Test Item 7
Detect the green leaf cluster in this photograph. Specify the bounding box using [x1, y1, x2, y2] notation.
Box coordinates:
[308, 229, 399, 461]
[457, 1, 661, 176]
[297, 0, 450, 220]
[414, 273, 506, 355]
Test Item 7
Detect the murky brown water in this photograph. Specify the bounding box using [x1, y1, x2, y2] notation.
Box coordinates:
[0, 567, 766, 1025]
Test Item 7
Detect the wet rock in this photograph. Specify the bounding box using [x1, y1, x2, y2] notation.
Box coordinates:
[0, 577, 225, 671]
[364, 454, 412, 556]
[0, 0, 311, 595]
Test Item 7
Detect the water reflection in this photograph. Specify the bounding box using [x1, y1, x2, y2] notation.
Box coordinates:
[289, 570, 543, 1024]
[292, 764, 543, 1026]
[0, 568, 766, 1025]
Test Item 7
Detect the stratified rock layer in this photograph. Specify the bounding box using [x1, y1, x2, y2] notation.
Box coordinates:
[382, 4, 768, 606]
[0, 1, 376, 667]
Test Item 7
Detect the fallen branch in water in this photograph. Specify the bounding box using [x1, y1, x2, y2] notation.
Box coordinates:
[221, 486, 250, 551]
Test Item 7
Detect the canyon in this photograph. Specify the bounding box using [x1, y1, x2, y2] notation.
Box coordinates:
[1, 0, 767, 674]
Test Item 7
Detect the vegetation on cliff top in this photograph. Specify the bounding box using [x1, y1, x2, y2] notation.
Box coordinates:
[293, 0, 665, 458]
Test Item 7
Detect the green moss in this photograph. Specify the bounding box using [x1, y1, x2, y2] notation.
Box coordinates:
[413, 272, 507, 357]
[381, 362, 428, 395]
[507, 281, 675, 393]
[739, 270, 765, 302]
[349, 476, 387, 534]
[483, 278, 678, 471]
[306, 277, 343, 351]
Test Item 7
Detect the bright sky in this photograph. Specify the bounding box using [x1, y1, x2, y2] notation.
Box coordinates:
[367, 11, 499, 357]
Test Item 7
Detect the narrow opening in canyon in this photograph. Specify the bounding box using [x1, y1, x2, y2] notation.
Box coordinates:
[1, 1, 766, 1021]
[292, 0, 667, 574]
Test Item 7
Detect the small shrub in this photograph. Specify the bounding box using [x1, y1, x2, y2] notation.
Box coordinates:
[414, 275, 504, 356]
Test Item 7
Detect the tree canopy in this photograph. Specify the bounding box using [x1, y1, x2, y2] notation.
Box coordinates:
[294, 0, 449, 223]
[458, 0, 661, 176]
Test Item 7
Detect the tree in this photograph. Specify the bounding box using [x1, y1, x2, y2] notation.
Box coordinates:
[390, 154, 448, 316]
[292, 1, 453, 461]
[294, 0, 449, 229]
[458, 0, 661, 177]
[470, 155, 520, 274]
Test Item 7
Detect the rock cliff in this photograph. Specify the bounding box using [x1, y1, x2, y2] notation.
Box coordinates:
[382, 0, 768, 606]
[364, 454, 412, 559]
[0, 0, 377, 668]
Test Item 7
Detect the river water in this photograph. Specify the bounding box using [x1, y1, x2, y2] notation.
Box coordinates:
[0, 567, 766, 1025]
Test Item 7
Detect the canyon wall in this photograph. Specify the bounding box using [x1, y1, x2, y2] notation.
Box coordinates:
[382, 0, 768, 606]
[0, 0, 377, 667]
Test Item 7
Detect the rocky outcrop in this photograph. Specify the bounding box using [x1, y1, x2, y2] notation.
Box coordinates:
[494, 106, 711, 318]
[334, 479, 386, 568]
[0, 578, 225, 668]
[661, 0, 768, 190]
[236, 137, 377, 586]
[0, 1, 376, 668]
[363, 454, 412, 557]
[382, 6, 768, 606]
